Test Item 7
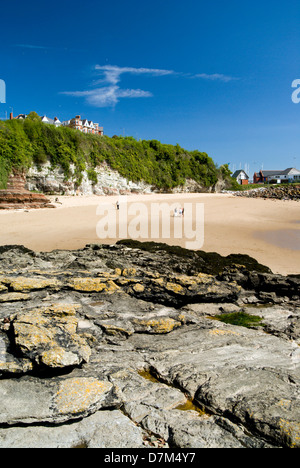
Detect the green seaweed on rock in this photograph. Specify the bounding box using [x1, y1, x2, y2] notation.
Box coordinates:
[214, 311, 264, 328]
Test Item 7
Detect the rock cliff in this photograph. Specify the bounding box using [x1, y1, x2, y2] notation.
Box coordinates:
[0, 242, 299, 448]
[25, 162, 154, 196]
[25, 162, 218, 196]
[0, 171, 54, 210]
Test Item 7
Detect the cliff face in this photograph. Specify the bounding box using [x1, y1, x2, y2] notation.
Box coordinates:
[0, 242, 299, 448]
[25, 162, 222, 196]
[25, 162, 155, 196]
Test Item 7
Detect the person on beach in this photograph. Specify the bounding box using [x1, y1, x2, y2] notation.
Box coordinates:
[116, 201, 120, 210]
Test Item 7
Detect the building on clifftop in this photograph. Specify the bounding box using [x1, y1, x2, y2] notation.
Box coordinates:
[62, 115, 104, 136]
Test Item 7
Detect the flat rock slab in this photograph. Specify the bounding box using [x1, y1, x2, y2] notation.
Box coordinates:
[0, 410, 145, 448]
[128, 320, 300, 447]
[0, 376, 115, 425]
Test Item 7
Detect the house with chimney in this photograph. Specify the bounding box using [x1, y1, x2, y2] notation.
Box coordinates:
[40, 116, 62, 127]
[13, 114, 27, 120]
[10, 113, 104, 136]
[253, 168, 300, 184]
[61, 115, 104, 136]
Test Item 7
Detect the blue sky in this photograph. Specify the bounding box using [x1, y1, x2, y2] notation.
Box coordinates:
[0, 0, 299, 179]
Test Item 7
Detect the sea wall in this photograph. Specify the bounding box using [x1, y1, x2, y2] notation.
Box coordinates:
[233, 184, 300, 201]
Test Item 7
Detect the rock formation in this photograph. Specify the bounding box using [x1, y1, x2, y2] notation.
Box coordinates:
[0, 171, 54, 210]
[233, 184, 300, 201]
[25, 162, 154, 197]
[25, 162, 217, 197]
[0, 241, 299, 448]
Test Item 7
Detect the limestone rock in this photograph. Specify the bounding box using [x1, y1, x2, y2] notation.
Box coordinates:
[0, 243, 299, 448]
[7, 304, 91, 370]
[0, 376, 116, 425]
[0, 410, 145, 448]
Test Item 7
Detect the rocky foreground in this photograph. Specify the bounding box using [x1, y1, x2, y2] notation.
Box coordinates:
[0, 241, 299, 448]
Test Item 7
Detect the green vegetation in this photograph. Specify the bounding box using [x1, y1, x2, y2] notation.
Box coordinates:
[215, 311, 264, 328]
[230, 180, 300, 192]
[229, 180, 263, 191]
[0, 116, 230, 190]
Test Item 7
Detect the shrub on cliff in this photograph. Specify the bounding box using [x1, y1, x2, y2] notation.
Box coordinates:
[0, 117, 225, 190]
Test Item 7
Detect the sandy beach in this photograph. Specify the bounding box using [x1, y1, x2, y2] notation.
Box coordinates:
[0, 192, 299, 276]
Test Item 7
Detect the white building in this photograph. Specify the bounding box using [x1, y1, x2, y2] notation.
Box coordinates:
[232, 170, 249, 185]
[264, 168, 300, 183]
[11, 113, 103, 136]
[61, 115, 104, 136]
[41, 116, 62, 127]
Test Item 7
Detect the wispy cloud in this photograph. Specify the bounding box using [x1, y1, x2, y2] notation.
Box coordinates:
[15, 44, 54, 50]
[61, 64, 238, 108]
[94, 64, 175, 85]
[194, 73, 238, 82]
[63, 86, 153, 108]
[62, 65, 172, 107]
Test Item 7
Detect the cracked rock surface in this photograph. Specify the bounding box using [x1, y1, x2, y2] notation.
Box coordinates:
[0, 241, 299, 448]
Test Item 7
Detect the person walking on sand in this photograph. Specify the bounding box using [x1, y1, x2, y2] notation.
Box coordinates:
[116, 201, 120, 210]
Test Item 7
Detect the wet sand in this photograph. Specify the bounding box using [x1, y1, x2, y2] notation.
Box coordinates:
[0, 193, 299, 275]
[254, 228, 300, 251]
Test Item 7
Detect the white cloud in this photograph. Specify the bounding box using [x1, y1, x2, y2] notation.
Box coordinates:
[117, 88, 153, 98]
[94, 64, 175, 85]
[62, 64, 238, 108]
[62, 65, 171, 107]
[62, 86, 153, 108]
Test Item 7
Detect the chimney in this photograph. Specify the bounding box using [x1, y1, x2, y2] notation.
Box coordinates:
[9, 112, 13, 120]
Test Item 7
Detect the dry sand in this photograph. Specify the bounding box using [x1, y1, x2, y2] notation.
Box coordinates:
[0, 192, 299, 276]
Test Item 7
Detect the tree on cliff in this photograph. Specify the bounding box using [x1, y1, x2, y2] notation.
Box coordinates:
[26, 111, 41, 121]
